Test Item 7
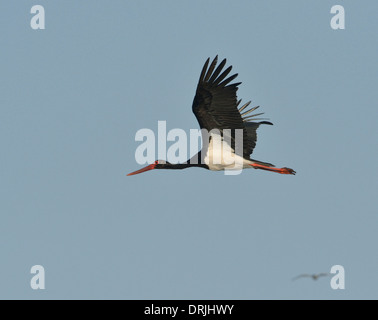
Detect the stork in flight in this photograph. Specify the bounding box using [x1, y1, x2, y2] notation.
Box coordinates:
[128, 56, 295, 176]
[292, 273, 330, 281]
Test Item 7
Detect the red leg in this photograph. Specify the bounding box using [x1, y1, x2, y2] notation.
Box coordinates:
[250, 163, 296, 175]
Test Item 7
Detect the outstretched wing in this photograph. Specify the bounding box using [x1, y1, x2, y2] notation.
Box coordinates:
[292, 274, 311, 281]
[192, 56, 271, 158]
[239, 100, 273, 156]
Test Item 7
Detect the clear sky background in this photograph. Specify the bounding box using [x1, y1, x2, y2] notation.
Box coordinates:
[1, 1, 377, 299]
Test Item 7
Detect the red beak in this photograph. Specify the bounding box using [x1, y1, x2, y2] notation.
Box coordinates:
[127, 163, 156, 176]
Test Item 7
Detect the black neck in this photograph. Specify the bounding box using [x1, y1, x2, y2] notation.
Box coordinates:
[164, 162, 208, 170]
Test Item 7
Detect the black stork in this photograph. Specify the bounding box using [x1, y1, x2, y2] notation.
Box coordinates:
[127, 56, 295, 176]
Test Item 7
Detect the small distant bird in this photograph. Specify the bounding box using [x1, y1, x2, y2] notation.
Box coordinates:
[292, 273, 330, 281]
[127, 56, 296, 176]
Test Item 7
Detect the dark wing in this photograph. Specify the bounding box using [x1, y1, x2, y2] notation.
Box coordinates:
[316, 273, 331, 278]
[192, 56, 271, 158]
[239, 100, 273, 156]
[292, 274, 311, 281]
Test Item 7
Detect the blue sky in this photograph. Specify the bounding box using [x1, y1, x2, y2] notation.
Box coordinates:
[1, 0, 377, 299]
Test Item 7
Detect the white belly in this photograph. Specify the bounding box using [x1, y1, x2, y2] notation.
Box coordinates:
[203, 134, 252, 171]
